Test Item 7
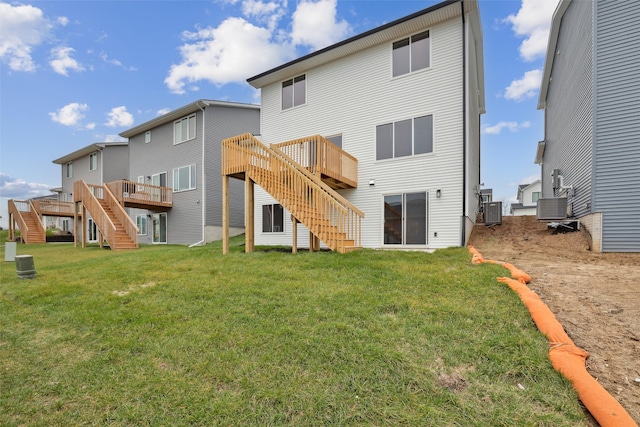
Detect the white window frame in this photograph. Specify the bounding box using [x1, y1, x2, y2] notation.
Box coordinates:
[172, 164, 196, 192]
[66, 162, 73, 178]
[136, 215, 147, 235]
[262, 204, 284, 233]
[89, 152, 98, 171]
[392, 30, 430, 78]
[145, 131, 151, 143]
[281, 74, 306, 110]
[173, 114, 196, 145]
[376, 114, 434, 161]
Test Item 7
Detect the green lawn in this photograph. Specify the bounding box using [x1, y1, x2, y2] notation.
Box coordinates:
[0, 234, 587, 426]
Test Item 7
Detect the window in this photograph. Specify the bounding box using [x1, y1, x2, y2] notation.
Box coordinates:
[376, 115, 433, 160]
[532, 192, 541, 203]
[173, 165, 196, 192]
[393, 30, 430, 77]
[326, 134, 342, 149]
[89, 152, 98, 171]
[145, 131, 151, 143]
[174, 114, 196, 144]
[136, 215, 147, 235]
[384, 192, 427, 245]
[262, 204, 284, 233]
[282, 74, 306, 110]
[66, 162, 73, 178]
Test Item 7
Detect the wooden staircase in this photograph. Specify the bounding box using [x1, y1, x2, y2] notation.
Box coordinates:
[222, 133, 363, 253]
[7, 200, 46, 244]
[74, 180, 139, 250]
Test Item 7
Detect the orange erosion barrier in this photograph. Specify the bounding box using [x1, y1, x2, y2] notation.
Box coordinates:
[468, 245, 637, 427]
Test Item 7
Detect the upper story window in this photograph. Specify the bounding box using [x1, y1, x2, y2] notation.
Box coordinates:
[145, 131, 151, 143]
[173, 164, 196, 192]
[392, 30, 430, 77]
[282, 74, 306, 110]
[66, 162, 73, 178]
[89, 152, 98, 171]
[326, 134, 342, 149]
[376, 115, 433, 160]
[174, 114, 196, 145]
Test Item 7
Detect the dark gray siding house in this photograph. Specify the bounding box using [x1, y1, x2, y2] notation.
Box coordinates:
[120, 100, 260, 246]
[537, 0, 640, 252]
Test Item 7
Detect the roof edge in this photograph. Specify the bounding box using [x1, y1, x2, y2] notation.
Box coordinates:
[52, 142, 127, 165]
[538, 0, 572, 110]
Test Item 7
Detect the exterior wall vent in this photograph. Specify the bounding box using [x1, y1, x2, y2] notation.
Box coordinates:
[484, 201, 502, 225]
[537, 198, 568, 220]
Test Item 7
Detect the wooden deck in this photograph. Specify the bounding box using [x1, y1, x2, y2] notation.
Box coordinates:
[106, 180, 173, 209]
[222, 133, 363, 254]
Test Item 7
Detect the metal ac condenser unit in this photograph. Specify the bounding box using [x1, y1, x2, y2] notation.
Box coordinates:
[537, 198, 568, 220]
[484, 201, 502, 225]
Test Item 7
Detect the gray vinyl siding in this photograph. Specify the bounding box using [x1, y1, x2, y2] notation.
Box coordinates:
[593, 0, 640, 251]
[129, 110, 204, 245]
[205, 105, 260, 228]
[542, 0, 593, 219]
[102, 146, 129, 182]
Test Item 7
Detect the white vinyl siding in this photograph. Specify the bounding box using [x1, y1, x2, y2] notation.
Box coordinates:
[173, 164, 196, 192]
[255, 18, 466, 249]
[174, 114, 196, 145]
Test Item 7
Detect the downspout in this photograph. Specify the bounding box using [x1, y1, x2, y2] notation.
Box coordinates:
[189, 100, 207, 247]
[460, 0, 467, 246]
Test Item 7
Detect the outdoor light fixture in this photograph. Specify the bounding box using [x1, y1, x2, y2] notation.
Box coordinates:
[369, 179, 375, 186]
[436, 189, 441, 198]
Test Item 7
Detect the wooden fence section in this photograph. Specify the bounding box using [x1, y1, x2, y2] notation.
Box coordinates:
[222, 133, 363, 253]
[106, 180, 172, 209]
[274, 135, 358, 189]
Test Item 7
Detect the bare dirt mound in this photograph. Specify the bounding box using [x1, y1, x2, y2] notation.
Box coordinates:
[468, 216, 640, 424]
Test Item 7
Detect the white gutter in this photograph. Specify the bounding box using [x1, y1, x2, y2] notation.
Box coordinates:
[190, 100, 207, 247]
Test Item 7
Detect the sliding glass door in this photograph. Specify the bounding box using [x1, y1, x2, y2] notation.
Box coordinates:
[383, 192, 427, 245]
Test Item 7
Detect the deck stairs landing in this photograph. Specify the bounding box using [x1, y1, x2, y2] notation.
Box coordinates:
[7, 200, 47, 244]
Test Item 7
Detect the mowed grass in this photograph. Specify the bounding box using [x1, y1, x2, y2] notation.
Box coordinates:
[0, 234, 587, 426]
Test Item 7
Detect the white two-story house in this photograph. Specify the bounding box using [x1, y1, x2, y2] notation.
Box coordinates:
[222, 0, 484, 252]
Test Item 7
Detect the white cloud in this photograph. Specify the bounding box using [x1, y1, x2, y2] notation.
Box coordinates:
[291, 0, 350, 50]
[85, 122, 96, 130]
[49, 102, 88, 126]
[482, 120, 531, 135]
[0, 2, 53, 72]
[50, 46, 85, 75]
[105, 106, 134, 127]
[242, 0, 287, 31]
[157, 108, 171, 116]
[519, 174, 540, 185]
[57, 16, 69, 26]
[99, 52, 137, 71]
[504, 68, 542, 101]
[165, 17, 293, 94]
[0, 173, 53, 199]
[104, 134, 127, 143]
[505, 0, 560, 61]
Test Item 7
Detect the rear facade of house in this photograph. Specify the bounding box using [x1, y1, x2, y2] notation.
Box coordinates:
[122, 100, 260, 246]
[538, 0, 640, 252]
[241, 0, 485, 251]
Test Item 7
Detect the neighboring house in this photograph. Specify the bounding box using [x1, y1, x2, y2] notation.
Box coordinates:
[51, 142, 129, 240]
[537, 0, 640, 252]
[510, 180, 541, 216]
[480, 188, 493, 203]
[120, 100, 260, 246]
[222, 0, 485, 252]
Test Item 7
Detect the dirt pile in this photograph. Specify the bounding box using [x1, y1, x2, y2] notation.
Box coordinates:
[467, 215, 640, 424]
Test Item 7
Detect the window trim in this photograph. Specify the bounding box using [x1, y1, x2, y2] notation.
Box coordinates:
[89, 152, 98, 171]
[173, 113, 196, 145]
[281, 74, 306, 110]
[136, 214, 148, 235]
[382, 191, 429, 247]
[262, 204, 285, 233]
[145, 131, 151, 143]
[65, 161, 73, 178]
[392, 30, 431, 78]
[172, 164, 197, 192]
[376, 114, 434, 161]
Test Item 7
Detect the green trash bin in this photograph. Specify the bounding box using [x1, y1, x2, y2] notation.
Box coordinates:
[15, 255, 36, 279]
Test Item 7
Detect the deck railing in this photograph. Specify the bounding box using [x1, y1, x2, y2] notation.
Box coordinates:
[75, 181, 117, 247]
[104, 184, 139, 248]
[7, 200, 29, 242]
[223, 133, 363, 250]
[274, 135, 358, 188]
[106, 180, 172, 207]
[33, 199, 76, 217]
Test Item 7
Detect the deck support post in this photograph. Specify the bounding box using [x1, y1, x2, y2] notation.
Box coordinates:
[74, 202, 79, 248]
[291, 215, 298, 253]
[222, 175, 229, 255]
[309, 231, 314, 253]
[245, 177, 254, 253]
[8, 213, 14, 241]
[81, 204, 87, 248]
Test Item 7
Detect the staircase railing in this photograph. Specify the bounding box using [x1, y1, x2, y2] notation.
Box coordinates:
[274, 135, 358, 188]
[103, 184, 139, 248]
[28, 200, 46, 239]
[106, 180, 172, 207]
[33, 199, 75, 217]
[223, 133, 363, 250]
[7, 199, 46, 243]
[74, 180, 117, 247]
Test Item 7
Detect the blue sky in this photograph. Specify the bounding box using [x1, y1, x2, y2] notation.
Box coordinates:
[0, 0, 560, 228]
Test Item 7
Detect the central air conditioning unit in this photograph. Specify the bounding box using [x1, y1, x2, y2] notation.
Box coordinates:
[484, 201, 502, 225]
[537, 198, 568, 220]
